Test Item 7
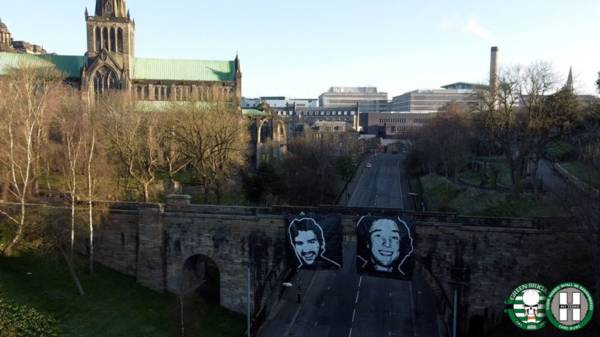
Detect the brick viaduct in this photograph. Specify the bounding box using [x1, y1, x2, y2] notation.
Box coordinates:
[2, 197, 590, 336]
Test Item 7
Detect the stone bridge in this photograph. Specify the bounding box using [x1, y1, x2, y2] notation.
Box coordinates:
[2, 197, 590, 336]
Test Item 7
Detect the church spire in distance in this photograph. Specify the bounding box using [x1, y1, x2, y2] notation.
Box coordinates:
[95, 0, 127, 18]
[565, 66, 574, 92]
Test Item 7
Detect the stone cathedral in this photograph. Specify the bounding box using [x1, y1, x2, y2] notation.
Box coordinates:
[0, 0, 242, 104]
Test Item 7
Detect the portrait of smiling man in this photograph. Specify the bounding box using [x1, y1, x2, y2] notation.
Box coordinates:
[356, 216, 415, 279]
[288, 216, 342, 270]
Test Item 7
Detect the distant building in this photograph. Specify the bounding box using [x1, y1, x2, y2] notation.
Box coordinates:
[242, 97, 319, 109]
[359, 112, 436, 137]
[319, 87, 388, 112]
[0, 19, 46, 54]
[259, 96, 287, 108]
[442, 82, 487, 91]
[242, 97, 261, 108]
[312, 120, 349, 133]
[390, 88, 478, 113]
[288, 98, 318, 108]
[0, 1, 241, 104]
[272, 104, 360, 134]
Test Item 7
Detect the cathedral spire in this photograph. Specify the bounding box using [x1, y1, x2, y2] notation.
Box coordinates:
[565, 66, 574, 92]
[95, 0, 127, 18]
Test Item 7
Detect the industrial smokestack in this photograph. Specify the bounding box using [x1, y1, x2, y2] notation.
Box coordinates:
[490, 46, 499, 95]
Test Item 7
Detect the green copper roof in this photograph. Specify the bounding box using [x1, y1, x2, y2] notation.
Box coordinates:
[1, 52, 235, 82]
[133, 58, 235, 82]
[0, 52, 84, 79]
[40, 54, 85, 78]
[136, 100, 219, 112]
[0, 52, 53, 74]
[242, 109, 268, 117]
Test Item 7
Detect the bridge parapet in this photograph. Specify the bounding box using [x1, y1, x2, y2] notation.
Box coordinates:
[0, 199, 587, 335]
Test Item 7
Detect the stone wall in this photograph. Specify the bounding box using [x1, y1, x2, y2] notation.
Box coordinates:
[1, 200, 590, 336]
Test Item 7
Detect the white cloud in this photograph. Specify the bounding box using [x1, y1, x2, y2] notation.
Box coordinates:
[441, 16, 496, 44]
[461, 17, 496, 43]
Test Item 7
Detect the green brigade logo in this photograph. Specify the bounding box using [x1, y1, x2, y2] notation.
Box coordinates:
[505, 283, 548, 330]
[546, 282, 594, 331]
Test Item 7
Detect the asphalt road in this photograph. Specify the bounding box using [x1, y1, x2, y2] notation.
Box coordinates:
[257, 154, 439, 337]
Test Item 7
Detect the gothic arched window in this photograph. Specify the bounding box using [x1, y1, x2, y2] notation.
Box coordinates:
[95, 27, 101, 51]
[110, 27, 116, 52]
[103, 27, 109, 50]
[93, 66, 120, 94]
[117, 28, 124, 53]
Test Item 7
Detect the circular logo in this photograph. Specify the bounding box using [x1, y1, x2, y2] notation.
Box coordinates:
[505, 283, 548, 330]
[546, 282, 594, 331]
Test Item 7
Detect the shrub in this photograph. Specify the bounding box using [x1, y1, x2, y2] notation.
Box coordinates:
[0, 298, 61, 337]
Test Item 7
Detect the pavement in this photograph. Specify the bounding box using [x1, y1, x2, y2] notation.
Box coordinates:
[257, 154, 440, 337]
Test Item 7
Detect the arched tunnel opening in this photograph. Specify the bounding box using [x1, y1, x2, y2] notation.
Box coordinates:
[181, 254, 220, 305]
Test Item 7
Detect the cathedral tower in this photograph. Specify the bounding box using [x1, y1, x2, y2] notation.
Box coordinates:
[0, 19, 14, 52]
[83, 0, 135, 95]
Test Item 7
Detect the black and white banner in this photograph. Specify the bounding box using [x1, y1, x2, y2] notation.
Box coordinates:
[355, 216, 415, 280]
[287, 214, 343, 270]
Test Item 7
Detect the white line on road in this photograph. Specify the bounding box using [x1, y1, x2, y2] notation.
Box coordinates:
[283, 272, 318, 337]
[348, 276, 363, 337]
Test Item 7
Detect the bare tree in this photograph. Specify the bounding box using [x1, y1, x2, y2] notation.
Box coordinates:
[54, 88, 86, 259]
[475, 62, 577, 194]
[101, 93, 161, 202]
[0, 65, 62, 256]
[170, 91, 249, 203]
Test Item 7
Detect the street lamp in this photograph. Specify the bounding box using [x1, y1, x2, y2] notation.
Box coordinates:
[247, 262, 251, 337]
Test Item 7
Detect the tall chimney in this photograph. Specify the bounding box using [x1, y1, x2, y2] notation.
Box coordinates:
[490, 46, 499, 95]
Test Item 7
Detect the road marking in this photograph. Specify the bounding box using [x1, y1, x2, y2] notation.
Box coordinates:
[348, 276, 363, 337]
[283, 272, 318, 337]
[408, 281, 418, 337]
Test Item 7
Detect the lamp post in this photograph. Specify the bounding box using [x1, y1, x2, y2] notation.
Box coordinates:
[247, 262, 251, 337]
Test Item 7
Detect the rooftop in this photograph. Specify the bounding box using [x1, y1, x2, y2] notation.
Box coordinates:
[0, 52, 236, 82]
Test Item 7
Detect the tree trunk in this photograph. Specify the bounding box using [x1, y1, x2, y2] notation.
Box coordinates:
[3, 200, 26, 257]
[143, 182, 150, 203]
[71, 192, 76, 261]
[87, 131, 95, 275]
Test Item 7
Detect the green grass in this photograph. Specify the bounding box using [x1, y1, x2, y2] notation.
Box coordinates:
[420, 173, 564, 217]
[545, 140, 576, 161]
[420, 174, 460, 212]
[560, 161, 600, 190]
[458, 157, 512, 188]
[0, 253, 244, 337]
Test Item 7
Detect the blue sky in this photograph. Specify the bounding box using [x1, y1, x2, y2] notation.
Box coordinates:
[2, 0, 599, 98]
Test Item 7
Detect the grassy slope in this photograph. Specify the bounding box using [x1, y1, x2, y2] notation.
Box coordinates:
[420, 173, 563, 217]
[0, 253, 244, 337]
[560, 161, 600, 189]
